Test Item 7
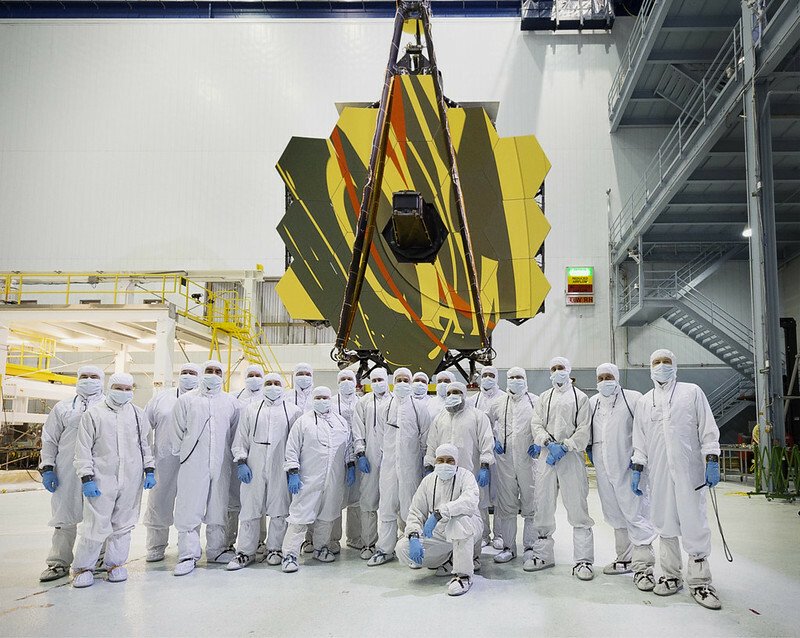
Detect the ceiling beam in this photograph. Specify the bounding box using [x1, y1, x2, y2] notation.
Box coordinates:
[648, 49, 723, 64]
[661, 15, 740, 31]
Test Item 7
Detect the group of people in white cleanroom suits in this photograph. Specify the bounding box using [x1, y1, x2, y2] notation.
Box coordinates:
[37, 348, 723, 606]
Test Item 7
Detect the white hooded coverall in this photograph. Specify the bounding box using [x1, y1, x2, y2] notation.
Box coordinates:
[351, 391, 388, 549]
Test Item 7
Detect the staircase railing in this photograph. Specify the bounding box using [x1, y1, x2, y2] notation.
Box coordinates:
[708, 374, 753, 420]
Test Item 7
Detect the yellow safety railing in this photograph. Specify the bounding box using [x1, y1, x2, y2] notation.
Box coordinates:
[6, 331, 56, 370]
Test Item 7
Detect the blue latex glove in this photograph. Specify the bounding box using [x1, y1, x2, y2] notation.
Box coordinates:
[237, 463, 252, 484]
[527, 444, 541, 459]
[287, 472, 302, 494]
[546, 443, 567, 466]
[409, 536, 424, 565]
[346, 464, 356, 486]
[631, 470, 643, 496]
[143, 472, 156, 490]
[705, 460, 720, 488]
[586, 446, 593, 465]
[357, 456, 371, 474]
[42, 470, 58, 493]
[82, 480, 101, 498]
[477, 467, 490, 487]
[423, 513, 438, 538]
[494, 439, 505, 455]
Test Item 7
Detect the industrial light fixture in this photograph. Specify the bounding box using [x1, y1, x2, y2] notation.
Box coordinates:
[62, 337, 105, 346]
[742, 227, 753, 238]
[137, 337, 158, 344]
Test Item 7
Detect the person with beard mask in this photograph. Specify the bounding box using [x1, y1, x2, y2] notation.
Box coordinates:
[397, 443, 482, 596]
[472, 365, 506, 548]
[529, 357, 594, 580]
[424, 381, 493, 570]
[588, 363, 655, 590]
[38, 365, 106, 582]
[281, 386, 355, 572]
[227, 373, 302, 570]
[142, 362, 202, 563]
[486, 367, 538, 564]
[71, 373, 154, 588]
[350, 367, 390, 559]
[171, 360, 241, 576]
[631, 349, 722, 610]
[427, 371, 454, 420]
[367, 368, 431, 566]
[286, 363, 314, 411]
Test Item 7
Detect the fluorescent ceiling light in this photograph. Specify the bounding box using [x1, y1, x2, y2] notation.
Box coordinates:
[137, 337, 158, 344]
[62, 337, 105, 346]
[742, 227, 752, 238]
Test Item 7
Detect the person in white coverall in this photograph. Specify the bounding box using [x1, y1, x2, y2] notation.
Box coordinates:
[286, 362, 314, 411]
[486, 366, 538, 564]
[142, 362, 201, 562]
[331, 368, 361, 554]
[412, 371, 430, 411]
[71, 373, 155, 588]
[38, 365, 106, 582]
[588, 363, 656, 589]
[367, 368, 431, 566]
[281, 386, 355, 572]
[631, 349, 722, 610]
[171, 360, 241, 576]
[472, 365, 506, 547]
[351, 367, 390, 559]
[227, 373, 302, 570]
[530, 356, 595, 580]
[427, 370, 454, 420]
[397, 443, 483, 597]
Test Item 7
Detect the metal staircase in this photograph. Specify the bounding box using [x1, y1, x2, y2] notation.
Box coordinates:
[654, 65, 700, 114]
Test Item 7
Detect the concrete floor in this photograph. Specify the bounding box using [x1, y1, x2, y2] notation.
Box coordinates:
[1, 478, 799, 638]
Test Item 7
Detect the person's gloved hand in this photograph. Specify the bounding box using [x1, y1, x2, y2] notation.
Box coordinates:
[42, 470, 58, 493]
[494, 439, 505, 455]
[82, 480, 101, 498]
[705, 459, 720, 488]
[631, 470, 643, 496]
[424, 465, 434, 476]
[287, 472, 302, 494]
[346, 464, 356, 486]
[546, 443, 567, 466]
[357, 455, 371, 474]
[478, 467, 490, 487]
[409, 536, 424, 565]
[586, 446, 593, 465]
[143, 471, 157, 490]
[527, 444, 541, 459]
[237, 463, 252, 484]
[423, 513, 439, 538]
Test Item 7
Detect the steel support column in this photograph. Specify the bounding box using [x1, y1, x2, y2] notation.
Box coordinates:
[153, 316, 176, 391]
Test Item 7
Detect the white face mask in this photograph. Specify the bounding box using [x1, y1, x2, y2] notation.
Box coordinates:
[295, 375, 313, 390]
[507, 378, 527, 395]
[444, 393, 463, 409]
[597, 380, 618, 397]
[246, 376, 263, 392]
[393, 382, 412, 398]
[412, 381, 428, 396]
[372, 380, 388, 394]
[338, 379, 356, 395]
[265, 385, 283, 401]
[436, 382, 449, 398]
[313, 398, 331, 414]
[76, 378, 102, 398]
[108, 389, 133, 406]
[481, 376, 496, 391]
[550, 370, 570, 387]
[434, 463, 457, 481]
[651, 363, 676, 384]
[178, 373, 199, 392]
[203, 374, 223, 393]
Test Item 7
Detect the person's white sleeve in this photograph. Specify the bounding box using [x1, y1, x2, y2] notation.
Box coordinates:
[417, 406, 432, 460]
[231, 403, 254, 462]
[424, 415, 441, 468]
[138, 406, 155, 470]
[696, 387, 721, 456]
[563, 392, 591, 452]
[351, 400, 367, 455]
[283, 418, 303, 472]
[171, 397, 188, 456]
[73, 411, 97, 478]
[143, 394, 158, 446]
[486, 400, 501, 440]
[439, 470, 479, 519]
[477, 412, 495, 466]
[288, 404, 302, 428]
[230, 399, 241, 432]
[531, 391, 551, 446]
[631, 399, 648, 467]
[404, 479, 429, 536]
[39, 404, 64, 468]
